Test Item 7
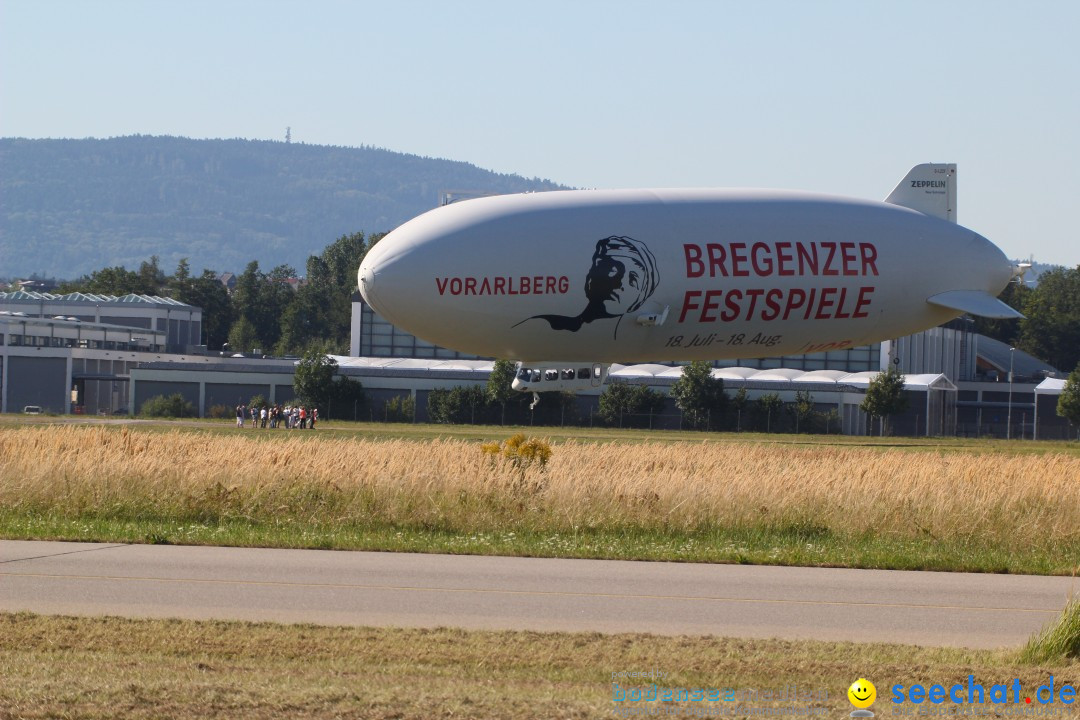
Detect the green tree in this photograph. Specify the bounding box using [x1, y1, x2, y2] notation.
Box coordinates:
[170, 258, 191, 291]
[277, 232, 373, 355]
[1057, 362, 1080, 437]
[232, 261, 264, 342]
[165, 259, 233, 350]
[757, 393, 782, 433]
[382, 395, 415, 423]
[289, 347, 364, 420]
[861, 366, 909, 436]
[822, 408, 841, 435]
[428, 385, 489, 424]
[276, 280, 333, 355]
[732, 387, 749, 432]
[292, 349, 339, 407]
[329, 375, 366, 421]
[60, 257, 231, 350]
[973, 280, 1031, 346]
[59, 265, 156, 296]
[1018, 266, 1080, 373]
[671, 361, 726, 430]
[598, 381, 666, 427]
[787, 390, 816, 434]
[62, 256, 166, 296]
[136, 255, 166, 294]
[184, 270, 233, 350]
[259, 264, 298, 352]
[227, 315, 259, 354]
[231, 261, 296, 353]
[486, 359, 520, 425]
[320, 231, 370, 291]
[140, 393, 195, 418]
[532, 391, 579, 427]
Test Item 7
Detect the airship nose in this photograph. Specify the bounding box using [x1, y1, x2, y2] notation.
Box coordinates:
[358, 253, 379, 310]
[356, 228, 419, 328]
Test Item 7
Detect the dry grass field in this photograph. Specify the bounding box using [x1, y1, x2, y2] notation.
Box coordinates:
[1, 424, 1078, 573]
[3, 424, 1080, 718]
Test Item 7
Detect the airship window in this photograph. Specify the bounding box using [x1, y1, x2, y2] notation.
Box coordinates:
[545, 369, 559, 381]
[577, 368, 590, 379]
[517, 368, 531, 381]
[561, 369, 574, 380]
[531, 370, 542, 383]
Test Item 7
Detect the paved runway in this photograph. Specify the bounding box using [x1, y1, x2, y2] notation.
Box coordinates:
[2, 540, 1075, 648]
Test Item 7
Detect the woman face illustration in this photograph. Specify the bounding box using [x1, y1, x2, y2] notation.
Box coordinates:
[517, 235, 657, 335]
[585, 253, 630, 314]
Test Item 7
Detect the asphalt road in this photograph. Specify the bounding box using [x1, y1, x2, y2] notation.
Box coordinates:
[2, 540, 1075, 648]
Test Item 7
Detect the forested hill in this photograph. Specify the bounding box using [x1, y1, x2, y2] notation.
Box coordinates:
[0, 136, 568, 278]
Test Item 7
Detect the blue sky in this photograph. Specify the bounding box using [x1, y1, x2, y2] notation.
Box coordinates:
[2, 0, 1077, 265]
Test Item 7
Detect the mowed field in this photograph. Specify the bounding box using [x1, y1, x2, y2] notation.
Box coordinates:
[1, 418, 1078, 574]
[1, 612, 1078, 720]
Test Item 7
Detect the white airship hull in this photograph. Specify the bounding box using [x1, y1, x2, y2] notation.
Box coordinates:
[359, 185, 1015, 364]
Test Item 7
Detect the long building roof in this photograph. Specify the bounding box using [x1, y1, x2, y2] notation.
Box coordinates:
[330, 356, 956, 390]
[0, 291, 195, 307]
[135, 354, 958, 392]
[976, 334, 1059, 376]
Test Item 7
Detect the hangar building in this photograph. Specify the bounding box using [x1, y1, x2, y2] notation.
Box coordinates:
[3, 290, 1070, 438]
[1, 291, 203, 414]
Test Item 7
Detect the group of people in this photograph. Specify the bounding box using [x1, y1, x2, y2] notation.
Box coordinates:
[235, 403, 318, 429]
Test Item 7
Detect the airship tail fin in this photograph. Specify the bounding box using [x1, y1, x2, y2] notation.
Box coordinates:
[885, 163, 957, 223]
[927, 289, 1024, 319]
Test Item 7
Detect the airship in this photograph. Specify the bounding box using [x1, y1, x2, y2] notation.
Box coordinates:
[358, 164, 1021, 398]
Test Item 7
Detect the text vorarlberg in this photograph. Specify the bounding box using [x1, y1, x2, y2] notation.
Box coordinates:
[435, 275, 570, 296]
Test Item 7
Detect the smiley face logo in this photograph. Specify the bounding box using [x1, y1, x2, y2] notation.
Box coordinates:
[847, 678, 877, 709]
